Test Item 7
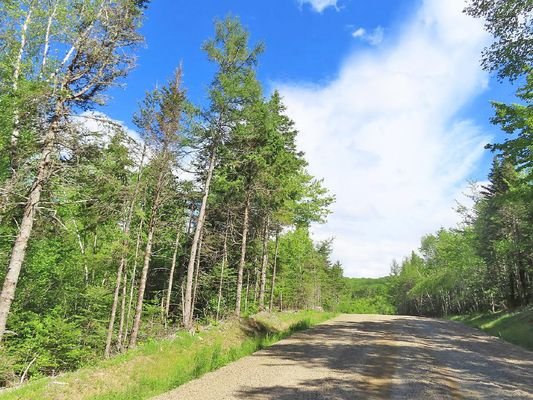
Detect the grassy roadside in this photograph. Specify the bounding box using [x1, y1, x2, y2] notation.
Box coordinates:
[0, 311, 334, 400]
[450, 307, 533, 351]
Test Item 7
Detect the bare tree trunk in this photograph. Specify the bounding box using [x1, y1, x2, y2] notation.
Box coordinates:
[235, 196, 250, 317]
[164, 228, 181, 320]
[128, 214, 155, 348]
[10, 3, 33, 159]
[116, 261, 128, 351]
[0, 119, 57, 342]
[123, 217, 143, 348]
[129, 165, 165, 348]
[269, 231, 279, 312]
[253, 262, 259, 305]
[71, 218, 88, 286]
[191, 233, 203, 325]
[186, 205, 194, 236]
[216, 223, 229, 322]
[105, 144, 146, 357]
[183, 149, 216, 330]
[244, 270, 250, 313]
[258, 216, 269, 310]
[19, 355, 38, 384]
[180, 281, 185, 320]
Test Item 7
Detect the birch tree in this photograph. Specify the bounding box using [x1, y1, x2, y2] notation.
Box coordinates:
[0, 0, 145, 343]
[104, 142, 146, 357]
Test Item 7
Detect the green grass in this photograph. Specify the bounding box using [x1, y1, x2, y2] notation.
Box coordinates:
[450, 307, 533, 351]
[0, 311, 334, 400]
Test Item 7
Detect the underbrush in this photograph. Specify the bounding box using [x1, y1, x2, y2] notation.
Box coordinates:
[0, 310, 334, 400]
[450, 307, 533, 351]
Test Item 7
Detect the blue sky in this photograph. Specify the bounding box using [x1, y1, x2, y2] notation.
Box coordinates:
[106, 0, 418, 115]
[99, 0, 520, 277]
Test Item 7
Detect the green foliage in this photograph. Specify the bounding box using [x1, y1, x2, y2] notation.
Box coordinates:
[275, 228, 341, 311]
[6, 310, 96, 378]
[0, 311, 333, 400]
[489, 70, 533, 181]
[0, 13, 341, 387]
[389, 156, 532, 317]
[338, 277, 396, 315]
[464, 0, 532, 81]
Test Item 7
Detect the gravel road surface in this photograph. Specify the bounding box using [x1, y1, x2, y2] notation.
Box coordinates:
[153, 314, 533, 399]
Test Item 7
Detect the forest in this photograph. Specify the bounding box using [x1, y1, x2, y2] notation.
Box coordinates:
[0, 0, 531, 391]
[389, 1, 532, 317]
[0, 1, 344, 386]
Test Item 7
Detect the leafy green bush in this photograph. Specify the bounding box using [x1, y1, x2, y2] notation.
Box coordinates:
[5, 310, 96, 380]
[338, 277, 396, 314]
[0, 311, 334, 400]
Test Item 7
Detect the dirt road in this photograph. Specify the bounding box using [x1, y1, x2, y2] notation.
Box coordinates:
[154, 314, 533, 399]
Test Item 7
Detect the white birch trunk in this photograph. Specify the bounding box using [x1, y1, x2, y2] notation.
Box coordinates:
[105, 144, 145, 357]
[0, 119, 57, 342]
[128, 212, 155, 348]
[39, 0, 58, 79]
[183, 149, 216, 330]
[10, 4, 33, 156]
[129, 164, 165, 347]
[123, 218, 144, 348]
[164, 228, 181, 320]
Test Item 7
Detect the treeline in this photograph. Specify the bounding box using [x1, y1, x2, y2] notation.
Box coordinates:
[390, 0, 532, 317]
[0, 2, 342, 385]
[338, 277, 395, 315]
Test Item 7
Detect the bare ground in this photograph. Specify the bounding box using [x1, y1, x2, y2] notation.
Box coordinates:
[153, 314, 533, 400]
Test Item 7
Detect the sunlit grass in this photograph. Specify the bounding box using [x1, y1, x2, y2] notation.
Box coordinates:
[0, 311, 334, 400]
[450, 307, 533, 351]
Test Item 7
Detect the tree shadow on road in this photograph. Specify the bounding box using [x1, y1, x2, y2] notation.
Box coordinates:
[234, 317, 533, 399]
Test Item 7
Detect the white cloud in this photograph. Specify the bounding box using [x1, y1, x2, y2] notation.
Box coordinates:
[72, 111, 197, 181]
[278, 0, 491, 277]
[351, 27, 366, 38]
[71, 111, 147, 165]
[352, 26, 384, 45]
[73, 111, 142, 143]
[298, 0, 338, 13]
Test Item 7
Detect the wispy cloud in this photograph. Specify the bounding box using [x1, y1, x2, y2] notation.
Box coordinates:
[298, 0, 338, 13]
[352, 26, 384, 45]
[278, 0, 491, 277]
[351, 27, 366, 38]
